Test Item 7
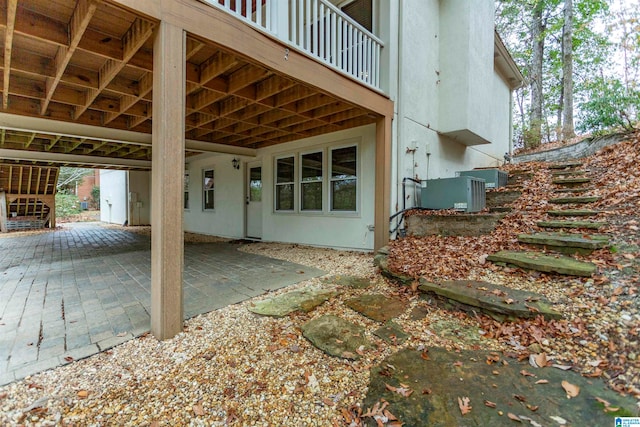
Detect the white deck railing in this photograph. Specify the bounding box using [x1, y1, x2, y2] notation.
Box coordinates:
[198, 0, 383, 90]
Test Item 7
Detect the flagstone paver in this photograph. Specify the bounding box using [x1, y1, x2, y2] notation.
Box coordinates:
[345, 294, 407, 322]
[301, 315, 371, 359]
[248, 287, 337, 317]
[363, 348, 638, 427]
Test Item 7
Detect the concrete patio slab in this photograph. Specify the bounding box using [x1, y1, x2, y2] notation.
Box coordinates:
[0, 223, 324, 385]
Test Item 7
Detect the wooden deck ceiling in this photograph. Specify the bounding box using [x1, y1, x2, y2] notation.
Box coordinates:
[0, 0, 379, 167]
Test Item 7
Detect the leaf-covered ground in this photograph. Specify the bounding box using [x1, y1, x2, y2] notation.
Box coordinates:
[386, 131, 640, 399]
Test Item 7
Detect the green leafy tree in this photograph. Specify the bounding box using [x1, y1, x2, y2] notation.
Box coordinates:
[56, 167, 92, 193]
[90, 185, 100, 209]
[577, 76, 640, 132]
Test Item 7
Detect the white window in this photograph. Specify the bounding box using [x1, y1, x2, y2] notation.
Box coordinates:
[275, 156, 294, 211]
[300, 151, 323, 211]
[330, 146, 357, 212]
[203, 169, 214, 210]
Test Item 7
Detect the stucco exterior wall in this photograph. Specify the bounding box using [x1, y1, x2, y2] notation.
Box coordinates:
[183, 153, 246, 239]
[183, 125, 376, 250]
[389, 0, 511, 211]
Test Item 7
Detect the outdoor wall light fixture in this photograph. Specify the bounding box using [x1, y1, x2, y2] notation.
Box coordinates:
[232, 158, 240, 170]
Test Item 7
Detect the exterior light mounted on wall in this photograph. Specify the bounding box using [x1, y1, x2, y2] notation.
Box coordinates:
[232, 158, 240, 170]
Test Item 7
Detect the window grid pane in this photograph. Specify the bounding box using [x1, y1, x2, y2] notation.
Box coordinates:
[330, 146, 357, 212]
[203, 169, 214, 210]
[276, 157, 294, 211]
[301, 152, 323, 211]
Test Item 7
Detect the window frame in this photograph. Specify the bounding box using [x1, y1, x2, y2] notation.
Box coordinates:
[274, 155, 296, 212]
[184, 170, 190, 210]
[272, 139, 360, 216]
[299, 150, 324, 212]
[202, 168, 215, 211]
[329, 144, 359, 213]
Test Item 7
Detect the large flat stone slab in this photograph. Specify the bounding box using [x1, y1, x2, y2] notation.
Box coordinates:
[487, 251, 596, 276]
[518, 232, 609, 249]
[301, 315, 370, 359]
[551, 170, 587, 176]
[363, 348, 638, 427]
[552, 177, 592, 186]
[548, 161, 583, 169]
[248, 286, 337, 317]
[548, 209, 600, 217]
[537, 220, 608, 230]
[552, 187, 595, 194]
[548, 196, 601, 204]
[345, 293, 407, 322]
[418, 279, 561, 321]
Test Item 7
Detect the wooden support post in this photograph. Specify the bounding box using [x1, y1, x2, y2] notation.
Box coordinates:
[0, 191, 7, 233]
[374, 115, 392, 251]
[151, 21, 185, 340]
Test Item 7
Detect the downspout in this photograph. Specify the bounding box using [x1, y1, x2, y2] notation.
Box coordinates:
[509, 91, 514, 157]
[393, 0, 404, 239]
[125, 171, 130, 226]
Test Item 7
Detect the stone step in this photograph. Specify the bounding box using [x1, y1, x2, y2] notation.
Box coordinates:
[547, 209, 601, 217]
[537, 220, 607, 230]
[518, 232, 609, 254]
[548, 162, 583, 169]
[551, 170, 587, 177]
[548, 196, 600, 204]
[418, 279, 561, 321]
[552, 177, 591, 186]
[487, 250, 597, 276]
[552, 187, 594, 194]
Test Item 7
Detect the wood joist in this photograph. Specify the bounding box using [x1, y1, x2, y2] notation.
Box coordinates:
[0, 162, 58, 195]
[0, 0, 380, 163]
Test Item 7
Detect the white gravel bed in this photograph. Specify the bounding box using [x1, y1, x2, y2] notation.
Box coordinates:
[0, 242, 509, 426]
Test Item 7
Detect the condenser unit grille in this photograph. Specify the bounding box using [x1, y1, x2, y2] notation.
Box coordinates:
[458, 169, 508, 188]
[420, 176, 486, 212]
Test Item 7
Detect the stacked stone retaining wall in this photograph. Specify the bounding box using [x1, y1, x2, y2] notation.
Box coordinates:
[513, 131, 631, 164]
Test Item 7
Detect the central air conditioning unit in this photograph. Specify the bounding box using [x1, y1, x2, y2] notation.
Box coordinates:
[420, 176, 486, 212]
[457, 169, 508, 189]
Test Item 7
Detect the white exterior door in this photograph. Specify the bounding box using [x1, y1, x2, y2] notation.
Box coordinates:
[246, 162, 263, 239]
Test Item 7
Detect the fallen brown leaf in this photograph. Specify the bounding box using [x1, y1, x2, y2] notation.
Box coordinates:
[507, 412, 521, 422]
[458, 396, 472, 415]
[561, 380, 580, 398]
[535, 379, 549, 384]
[520, 369, 536, 377]
[484, 400, 497, 408]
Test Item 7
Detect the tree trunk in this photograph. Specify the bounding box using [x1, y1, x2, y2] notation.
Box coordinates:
[561, 0, 575, 139]
[529, 0, 545, 149]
